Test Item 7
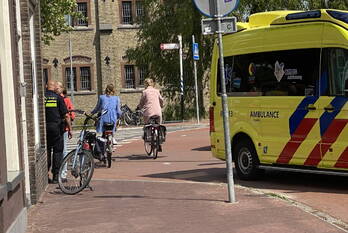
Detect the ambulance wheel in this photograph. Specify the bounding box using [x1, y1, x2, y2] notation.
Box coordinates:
[234, 139, 261, 180]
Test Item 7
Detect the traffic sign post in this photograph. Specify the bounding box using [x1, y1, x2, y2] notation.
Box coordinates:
[193, 42, 199, 61]
[192, 0, 239, 17]
[160, 43, 179, 50]
[201, 17, 237, 35]
[159, 38, 184, 121]
[193, 0, 239, 203]
[178, 35, 184, 121]
[192, 36, 200, 125]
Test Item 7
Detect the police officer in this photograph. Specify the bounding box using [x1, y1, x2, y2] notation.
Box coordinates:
[45, 80, 72, 184]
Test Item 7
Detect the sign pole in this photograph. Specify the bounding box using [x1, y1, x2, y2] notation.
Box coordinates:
[178, 35, 184, 121]
[192, 35, 200, 124]
[216, 1, 236, 203]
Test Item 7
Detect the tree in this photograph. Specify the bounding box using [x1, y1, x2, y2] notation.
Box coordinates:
[126, 0, 347, 120]
[126, 0, 214, 120]
[40, 0, 82, 45]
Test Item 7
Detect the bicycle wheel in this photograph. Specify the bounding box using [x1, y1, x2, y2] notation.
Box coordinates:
[58, 149, 95, 195]
[106, 135, 113, 168]
[144, 140, 152, 156]
[152, 129, 159, 159]
[124, 112, 133, 125]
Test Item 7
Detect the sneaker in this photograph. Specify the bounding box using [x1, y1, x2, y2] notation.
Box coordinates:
[113, 138, 117, 145]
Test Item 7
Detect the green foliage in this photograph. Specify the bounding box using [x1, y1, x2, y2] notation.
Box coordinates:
[126, 0, 347, 118]
[127, 0, 213, 94]
[40, 0, 83, 45]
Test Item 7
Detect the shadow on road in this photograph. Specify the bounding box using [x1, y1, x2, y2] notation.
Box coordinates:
[240, 170, 348, 195]
[191, 146, 211, 151]
[143, 167, 348, 194]
[114, 154, 166, 160]
[93, 194, 226, 203]
[143, 168, 226, 183]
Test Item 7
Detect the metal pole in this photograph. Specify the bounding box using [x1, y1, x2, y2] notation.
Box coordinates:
[216, 1, 236, 203]
[192, 35, 200, 124]
[69, 15, 74, 104]
[178, 35, 184, 121]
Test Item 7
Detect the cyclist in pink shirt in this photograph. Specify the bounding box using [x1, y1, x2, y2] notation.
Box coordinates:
[137, 78, 164, 124]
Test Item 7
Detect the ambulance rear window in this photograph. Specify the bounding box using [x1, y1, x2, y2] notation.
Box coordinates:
[327, 10, 348, 24]
[286, 10, 321, 20]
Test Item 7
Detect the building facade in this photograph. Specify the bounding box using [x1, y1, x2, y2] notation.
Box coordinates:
[42, 0, 148, 115]
[0, 0, 46, 232]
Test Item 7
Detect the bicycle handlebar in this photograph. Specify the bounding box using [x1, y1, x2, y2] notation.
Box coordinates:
[70, 109, 98, 122]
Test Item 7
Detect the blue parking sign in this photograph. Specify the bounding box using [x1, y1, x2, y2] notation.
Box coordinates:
[193, 43, 199, 60]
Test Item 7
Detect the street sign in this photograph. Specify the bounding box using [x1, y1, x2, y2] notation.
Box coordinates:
[193, 43, 199, 60]
[201, 17, 237, 35]
[160, 43, 179, 50]
[192, 0, 239, 17]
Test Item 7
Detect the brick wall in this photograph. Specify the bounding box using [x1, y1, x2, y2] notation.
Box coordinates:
[20, 0, 47, 204]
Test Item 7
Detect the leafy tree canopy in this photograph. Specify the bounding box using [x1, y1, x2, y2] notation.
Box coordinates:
[126, 0, 347, 118]
[40, 0, 83, 45]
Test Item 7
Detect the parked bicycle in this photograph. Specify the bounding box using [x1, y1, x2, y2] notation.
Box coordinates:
[117, 104, 143, 126]
[143, 116, 166, 159]
[58, 109, 114, 194]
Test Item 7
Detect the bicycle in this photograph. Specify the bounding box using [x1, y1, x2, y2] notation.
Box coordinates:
[58, 109, 111, 194]
[117, 104, 144, 126]
[143, 116, 166, 159]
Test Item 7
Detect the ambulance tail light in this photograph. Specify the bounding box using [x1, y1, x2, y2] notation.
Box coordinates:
[209, 106, 215, 133]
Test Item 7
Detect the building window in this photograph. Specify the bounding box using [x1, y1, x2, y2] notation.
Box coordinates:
[42, 66, 51, 84]
[63, 65, 93, 91]
[136, 1, 144, 18]
[75, 0, 91, 26]
[124, 65, 135, 88]
[139, 66, 147, 86]
[65, 67, 77, 91]
[122, 64, 148, 88]
[120, 0, 144, 25]
[80, 67, 91, 90]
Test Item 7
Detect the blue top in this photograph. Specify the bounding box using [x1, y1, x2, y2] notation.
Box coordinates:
[91, 95, 122, 133]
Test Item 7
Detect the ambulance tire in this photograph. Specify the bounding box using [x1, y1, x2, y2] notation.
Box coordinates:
[234, 139, 262, 180]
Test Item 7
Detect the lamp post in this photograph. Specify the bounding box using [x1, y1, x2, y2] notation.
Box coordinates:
[66, 15, 75, 104]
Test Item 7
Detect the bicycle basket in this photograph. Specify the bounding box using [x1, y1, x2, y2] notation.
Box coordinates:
[144, 125, 152, 142]
[85, 131, 96, 143]
[159, 125, 166, 143]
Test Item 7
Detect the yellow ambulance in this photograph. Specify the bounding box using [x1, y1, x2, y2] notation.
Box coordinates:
[210, 9, 348, 179]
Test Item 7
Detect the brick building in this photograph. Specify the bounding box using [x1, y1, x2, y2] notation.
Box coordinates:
[42, 0, 149, 114]
[0, 0, 46, 232]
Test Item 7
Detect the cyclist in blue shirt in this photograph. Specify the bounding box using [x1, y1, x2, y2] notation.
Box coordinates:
[91, 84, 122, 133]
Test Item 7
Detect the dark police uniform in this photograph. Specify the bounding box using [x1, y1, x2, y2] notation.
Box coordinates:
[45, 89, 68, 181]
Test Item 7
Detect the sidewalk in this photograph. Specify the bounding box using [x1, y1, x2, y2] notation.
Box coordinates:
[27, 179, 343, 233]
[27, 125, 345, 233]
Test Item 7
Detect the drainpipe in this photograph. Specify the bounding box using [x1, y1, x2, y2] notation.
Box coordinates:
[94, 0, 102, 96]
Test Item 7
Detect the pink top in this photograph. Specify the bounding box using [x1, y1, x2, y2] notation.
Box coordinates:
[138, 86, 164, 123]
